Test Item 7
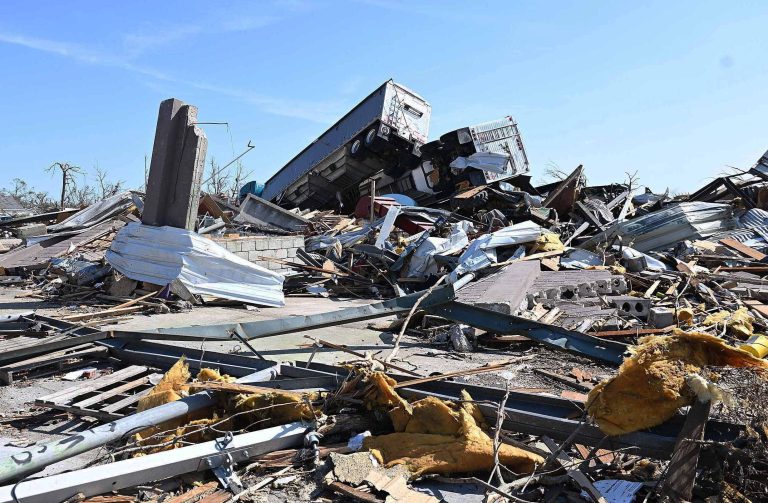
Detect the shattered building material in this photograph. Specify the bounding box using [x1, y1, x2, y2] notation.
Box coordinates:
[234, 193, 309, 232]
[141, 98, 207, 230]
[0, 219, 124, 272]
[541, 164, 584, 217]
[106, 222, 285, 306]
[455, 260, 541, 314]
[582, 201, 736, 252]
[13, 223, 46, 239]
[47, 190, 138, 233]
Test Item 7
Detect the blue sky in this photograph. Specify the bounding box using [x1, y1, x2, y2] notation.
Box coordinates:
[1, 1, 767, 197]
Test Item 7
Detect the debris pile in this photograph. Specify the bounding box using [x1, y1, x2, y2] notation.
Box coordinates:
[1, 91, 768, 502]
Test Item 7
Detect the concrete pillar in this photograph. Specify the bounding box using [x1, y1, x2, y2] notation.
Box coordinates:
[142, 98, 207, 230]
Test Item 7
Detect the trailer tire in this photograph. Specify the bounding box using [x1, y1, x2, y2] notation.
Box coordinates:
[349, 138, 366, 159]
[364, 128, 378, 146]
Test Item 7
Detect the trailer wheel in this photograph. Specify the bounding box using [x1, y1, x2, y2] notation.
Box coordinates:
[365, 128, 377, 146]
[350, 138, 365, 159]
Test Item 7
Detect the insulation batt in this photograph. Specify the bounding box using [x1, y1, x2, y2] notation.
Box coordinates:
[361, 372, 543, 477]
[586, 330, 768, 436]
[133, 359, 316, 453]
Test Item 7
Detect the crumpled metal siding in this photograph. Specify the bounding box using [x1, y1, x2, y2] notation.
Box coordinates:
[48, 191, 138, 233]
[585, 202, 735, 252]
[106, 223, 285, 307]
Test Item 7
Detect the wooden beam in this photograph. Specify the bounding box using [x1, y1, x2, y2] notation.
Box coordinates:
[61, 305, 147, 322]
[720, 238, 766, 261]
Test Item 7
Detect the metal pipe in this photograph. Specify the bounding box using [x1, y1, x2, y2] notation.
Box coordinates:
[0, 422, 307, 503]
[0, 366, 280, 484]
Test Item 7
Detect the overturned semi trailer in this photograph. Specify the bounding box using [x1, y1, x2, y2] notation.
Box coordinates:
[261, 79, 431, 211]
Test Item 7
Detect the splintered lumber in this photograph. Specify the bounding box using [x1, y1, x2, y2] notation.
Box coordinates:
[112, 290, 157, 310]
[744, 299, 768, 318]
[718, 266, 768, 272]
[658, 399, 712, 501]
[392, 359, 530, 389]
[191, 381, 289, 394]
[61, 305, 147, 322]
[327, 481, 383, 503]
[304, 336, 420, 377]
[533, 368, 592, 392]
[589, 326, 674, 338]
[720, 238, 767, 261]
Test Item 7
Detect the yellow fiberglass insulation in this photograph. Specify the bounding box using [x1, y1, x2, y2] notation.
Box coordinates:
[136, 357, 191, 412]
[586, 330, 768, 436]
[361, 373, 543, 478]
[232, 389, 319, 424]
[703, 307, 754, 339]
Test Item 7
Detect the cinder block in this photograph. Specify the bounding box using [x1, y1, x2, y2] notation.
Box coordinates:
[241, 239, 256, 251]
[248, 250, 261, 261]
[262, 249, 277, 258]
[235, 251, 248, 260]
[649, 307, 675, 328]
[254, 238, 267, 251]
[267, 237, 281, 250]
[276, 249, 288, 259]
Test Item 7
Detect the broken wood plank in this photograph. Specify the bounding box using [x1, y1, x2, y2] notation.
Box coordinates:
[38, 365, 149, 405]
[644, 279, 661, 298]
[720, 238, 767, 261]
[112, 291, 157, 310]
[533, 368, 592, 392]
[718, 266, 768, 272]
[327, 481, 383, 503]
[589, 326, 674, 338]
[73, 375, 153, 409]
[60, 305, 147, 322]
[164, 481, 219, 503]
[392, 358, 534, 389]
[658, 399, 712, 501]
[744, 299, 768, 318]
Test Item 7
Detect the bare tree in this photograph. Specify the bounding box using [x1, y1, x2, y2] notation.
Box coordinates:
[229, 160, 253, 201]
[65, 175, 97, 208]
[94, 165, 124, 199]
[542, 161, 569, 183]
[0, 178, 54, 211]
[205, 157, 230, 196]
[46, 162, 83, 209]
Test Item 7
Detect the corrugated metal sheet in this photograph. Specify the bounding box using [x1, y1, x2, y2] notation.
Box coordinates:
[583, 202, 736, 252]
[48, 191, 137, 232]
[0, 220, 124, 270]
[738, 208, 768, 229]
[106, 223, 285, 307]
